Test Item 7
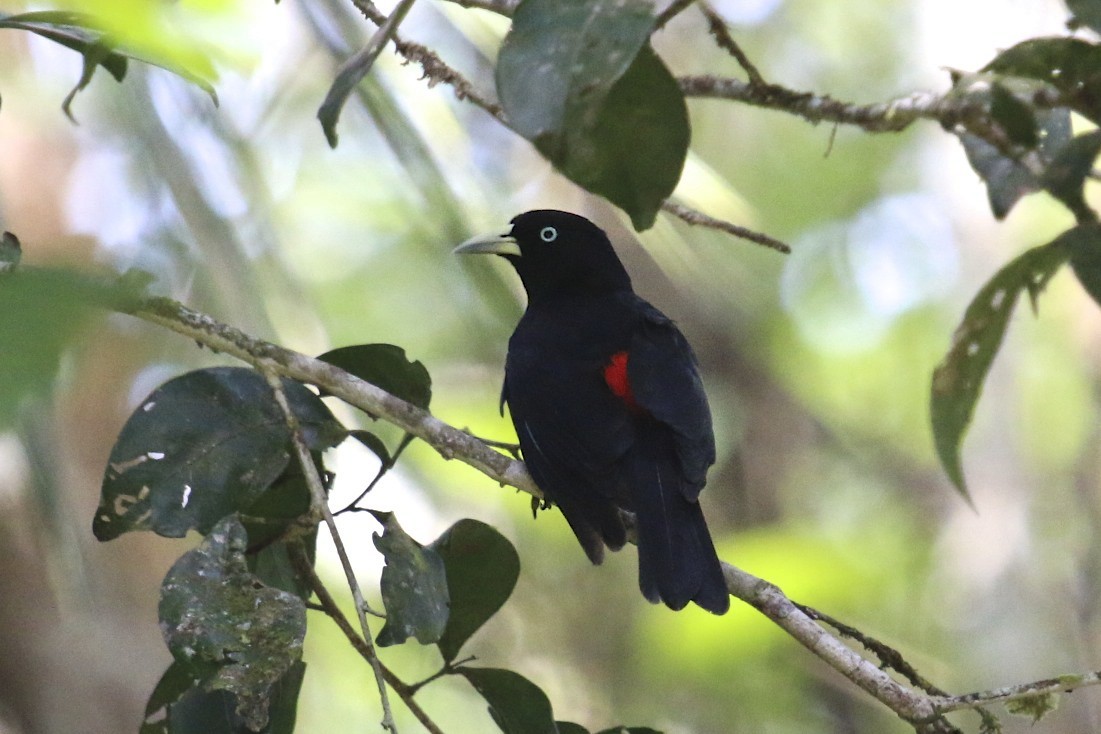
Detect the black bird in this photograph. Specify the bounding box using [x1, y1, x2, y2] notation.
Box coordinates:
[456, 210, 729, 614]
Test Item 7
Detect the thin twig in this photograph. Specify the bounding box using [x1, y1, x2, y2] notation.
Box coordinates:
[699, 3, 765, 86]
[261, 364, 398, 733]
[661, 201, 791, 253]
[654, 0, 699, 29]
[289, 542, 447, 734]
[935, 672, 1101, 714]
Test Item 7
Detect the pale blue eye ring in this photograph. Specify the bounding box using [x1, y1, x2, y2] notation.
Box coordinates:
[539, 226, 558, 242]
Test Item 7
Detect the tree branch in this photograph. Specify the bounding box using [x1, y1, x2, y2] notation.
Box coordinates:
[262, 365, 397, 732]
[112, 291, 1101, 731]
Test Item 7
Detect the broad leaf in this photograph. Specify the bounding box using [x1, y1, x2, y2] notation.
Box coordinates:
[496, 0, 687, 230]
[983, 38, 1101, 126]
[94, 367, 344, 541]
[371, 511, 449, 647]
[1040, 129, 1101, 219]
[1068, 0, 1101, 34]
[242, 462, 319, 601]
[432, 519, 520, 662]
[141, 661, 306, 734]
[930, 226, 1096, 494]
[557, 723, 589, 734]
[458, 667, 557, 734]
[159, 516, 307, 732]
[0, 267, 97, 425]
[318, 343, 432, 409]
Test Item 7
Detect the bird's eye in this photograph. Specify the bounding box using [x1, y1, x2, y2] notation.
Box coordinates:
[539, 226, 558, 243]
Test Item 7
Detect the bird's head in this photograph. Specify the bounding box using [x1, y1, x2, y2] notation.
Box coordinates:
[455, 210, 632, 304]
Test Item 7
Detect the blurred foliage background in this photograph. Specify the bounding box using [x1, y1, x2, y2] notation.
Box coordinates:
[1, 0, 1100, 732]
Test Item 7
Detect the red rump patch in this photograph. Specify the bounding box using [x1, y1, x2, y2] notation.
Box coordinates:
[603, 351, 640, 411]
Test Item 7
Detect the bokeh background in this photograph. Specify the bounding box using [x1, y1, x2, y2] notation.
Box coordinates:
[1, 0, 1099, 732]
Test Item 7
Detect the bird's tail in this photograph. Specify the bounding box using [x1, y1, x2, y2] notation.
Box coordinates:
[630, 423, 729, 614]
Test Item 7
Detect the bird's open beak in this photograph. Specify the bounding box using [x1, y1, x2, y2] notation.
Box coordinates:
[453, 230, 521, 257]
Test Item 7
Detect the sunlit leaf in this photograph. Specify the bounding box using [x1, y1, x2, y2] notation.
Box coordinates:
[93, 367, 344, 541]
[458, 667, 557, 734]
[371, 510, 449, 647]
[432, 519, 520, 662]
[930, 226, 1096, 495]
[496, 0, 687, 230]
[159, 516, 307, 732]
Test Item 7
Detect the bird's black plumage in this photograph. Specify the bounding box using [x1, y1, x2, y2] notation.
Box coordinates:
[457, 210, 728, 614]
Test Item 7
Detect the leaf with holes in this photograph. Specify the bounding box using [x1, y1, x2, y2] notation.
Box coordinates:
[159, 516, 306, 732]
[458, 667, 557, 734]
[93, 367, 344, 541]
[930, 228, 1087, 496]
[432, 519, 520, 662]
[496, 0, 686, 230]
[371, 511, 449, 647]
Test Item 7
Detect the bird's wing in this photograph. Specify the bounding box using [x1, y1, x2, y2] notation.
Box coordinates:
[627, 301, 716, 500]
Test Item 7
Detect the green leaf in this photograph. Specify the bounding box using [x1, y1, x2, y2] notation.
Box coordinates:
[141, 661, 202, 733]
[350, 429, 392, 466]
[159, 516, 307, 732]
[1070, 224, 1101, 308]
[557, 723, 590, 734]
[432, 519, 520, 662]
[458, 667, 557, 734]
[957, 103, 1071, 219]
[241, 461, 319, 602]
[370, 511, 450, 647]
[1068, 0, 1101, 33]
[142, 661, 305, 734]
[1041, 129, 1101, 219]
[93, 367, 344, 541]
[496, 0, 687, 230]
[930, 226, 1095, 495]
[0, 231, 21, 273]
[990, 82, 1038, 148]
[0, 267, 97, 426]
[317, 0, 416, 148]
[317, 343, 432, 409]
[983, 37, 1101, 126]
[595, 728, 663, 734]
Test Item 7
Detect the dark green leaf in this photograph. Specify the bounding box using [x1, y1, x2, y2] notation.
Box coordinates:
[370, 511, 449, 647]
[496, 0, 686, 230]
[242, 462, 318, 601]
[557, 723, 589, 734]
[930, 226, 1094, 495]
[159, 516, 307, 732]
[350, 429, 392, 466]
[93, 367, 343, 541]
[317, 0, 416, 148]
[0, 231, 21, 272]
[990, 82, 1038, 148]
[595, 729, 662, 734]
[0, 12, 128, 80]
[318, 343, 432, 409]
[983, 37, 1101, 126]
[141, 661, 305, 734]
[1068, 0, 1101, 33]
[1070, 224, 1101, 308]
[142, 661, 202, 732]
[1041, 129, 1101, 219]
[432, 519, 520, 662]
[957, 106, 1071, 219]
[458, 667, 557, 734]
